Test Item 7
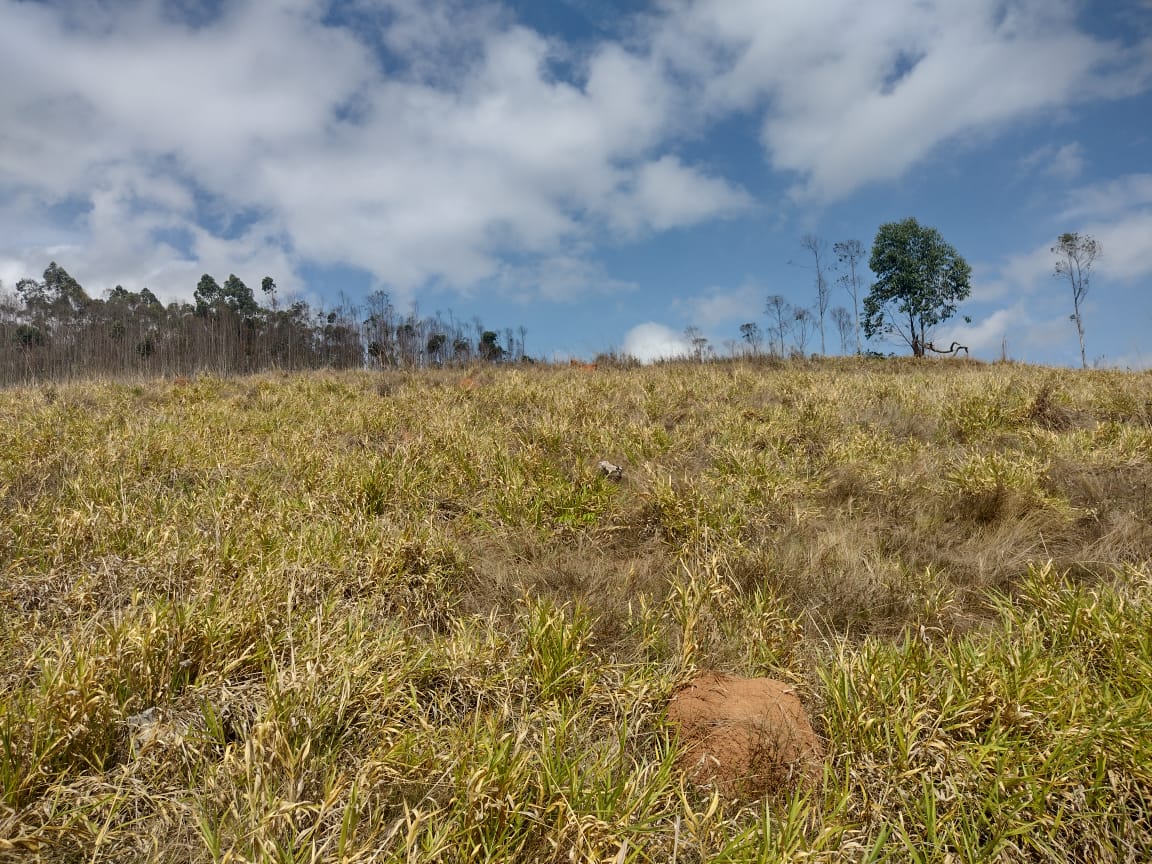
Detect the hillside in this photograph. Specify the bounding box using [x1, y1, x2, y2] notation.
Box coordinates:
[2, 360, 1150, 862]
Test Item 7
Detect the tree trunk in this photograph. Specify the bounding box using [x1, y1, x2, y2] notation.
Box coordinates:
[1075, 309, 1087, 370]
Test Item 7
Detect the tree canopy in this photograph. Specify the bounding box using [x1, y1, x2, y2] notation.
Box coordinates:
[863, 218, 971, 357]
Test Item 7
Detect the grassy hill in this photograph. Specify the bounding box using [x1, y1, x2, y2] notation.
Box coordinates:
[2, 359, 1150, 862]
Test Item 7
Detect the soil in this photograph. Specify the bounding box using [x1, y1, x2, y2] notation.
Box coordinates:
[667, 672, 825, 798]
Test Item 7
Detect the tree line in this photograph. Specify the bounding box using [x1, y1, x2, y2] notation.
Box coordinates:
[727, 219, 1100, 367]
[0, 266, 527, 385]
[1, 221, 1103, 383]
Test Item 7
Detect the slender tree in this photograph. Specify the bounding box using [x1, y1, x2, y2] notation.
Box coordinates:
[833, 239, 865, 354]
[684, 325, 710, 362]
[764, 294, 791, 357]
[800, 235, 830, 354]
[1052, 232, 1100, 370]
[739, 321, 763, 355]
[792, 307, 813, 355]
[831, 306, 853, 354]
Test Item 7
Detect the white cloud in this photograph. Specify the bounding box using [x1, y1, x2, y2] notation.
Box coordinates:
[622, 322, 691, 363]
[493, 254, 638, 303]
[674, 280, 762, 330]
[610, 156, 753, 234]
[1087, 210, 1152, 283]
[0, 0, 748, 302]
[651, 0, 1148, 201]
[1020, 141, 1084, 181]
[938, 301, 1078, 363]
[1062, 173, 1152, 221]
[2, 0, 1149, 312]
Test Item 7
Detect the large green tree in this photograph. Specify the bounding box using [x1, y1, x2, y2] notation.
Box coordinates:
[864, 218, 971, 357]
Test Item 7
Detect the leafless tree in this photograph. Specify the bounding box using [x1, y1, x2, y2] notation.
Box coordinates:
[833, 239, 865, 354]
[800, 235, 830, 354]
[831, 306, 853, 355]
[764, 294, 791, 358]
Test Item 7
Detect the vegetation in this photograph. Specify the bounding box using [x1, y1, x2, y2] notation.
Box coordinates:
[0, 265, 526, 386]
[2, 358, 1151, 862]
[833, 239, 866, 355]
[865, 219, 973, 358]
[1052, 233, 1101, 370]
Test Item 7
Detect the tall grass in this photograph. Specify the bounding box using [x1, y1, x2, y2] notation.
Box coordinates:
[1, 359, 1150, 861]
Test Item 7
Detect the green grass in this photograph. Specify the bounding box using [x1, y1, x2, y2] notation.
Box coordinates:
[1, 359, 1151, 861]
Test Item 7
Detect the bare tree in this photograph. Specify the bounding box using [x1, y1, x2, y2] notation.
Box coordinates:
[833, 239, 865, 354]
[764, 295, 791, 358]
[1052, 232, 1100, 370]
[831, 306, 853, 355]
[684, 325, 711, 362]
[792, 307, 813, 356]
[800, 235, 830, 354]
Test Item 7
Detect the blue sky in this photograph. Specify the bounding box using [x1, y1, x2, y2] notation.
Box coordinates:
[1, 0, 1150, 365]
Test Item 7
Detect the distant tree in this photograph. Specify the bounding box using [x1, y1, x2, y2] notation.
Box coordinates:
[864, 218, 972, 358]
[221, 274, 258, 318]
[17, 262, 89, 324]
[426, 332, 447, 364]
[833, 239, 866, 354]
[41, 262, 89, 320]
[684, 325, 710, 361]
[800, 235, 830, 354]
[261, 276, 278, 310]
[479, 330, 503, 361]
[831, 306, 854, 354]
[764, 294, 791, 357]
[792, 307, 813, 355]
[739, 321, 763, 355]
[1052, 232, 1100, 370]
[15, 277, 49, 320]
[194, 274, 222, 316]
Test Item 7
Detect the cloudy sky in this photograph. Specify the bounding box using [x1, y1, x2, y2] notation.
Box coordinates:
[2, 0, 1150, 365]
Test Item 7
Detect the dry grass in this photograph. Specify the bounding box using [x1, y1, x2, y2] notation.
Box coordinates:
[1, 358, 1151, 862]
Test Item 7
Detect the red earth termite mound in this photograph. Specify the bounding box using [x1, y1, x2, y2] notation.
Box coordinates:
[667, 672, 824, 798]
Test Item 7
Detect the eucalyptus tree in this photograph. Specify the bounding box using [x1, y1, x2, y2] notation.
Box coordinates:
[1052, 232, 1100, 370]
[864, 218, 972, 358]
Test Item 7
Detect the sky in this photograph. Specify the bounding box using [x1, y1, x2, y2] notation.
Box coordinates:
[1, 0, 1150, 366]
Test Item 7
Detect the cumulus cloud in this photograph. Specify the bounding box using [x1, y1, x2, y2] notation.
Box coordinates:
[610, 156, 754, 235]
[937, 303, 1054, 358]
[493, 254, 638, 303]
[1019, 142, 1084, 182]
[0, 0, 747, 301]
[1, 0, 1149, 310]
[651, 0, 1149, 201]
[622, 322, 691, 363]
[673, 280, 762, 330]
[1062, 173, 1152, 221]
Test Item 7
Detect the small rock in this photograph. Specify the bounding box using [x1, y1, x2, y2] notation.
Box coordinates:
[598, 460, 624, 481]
